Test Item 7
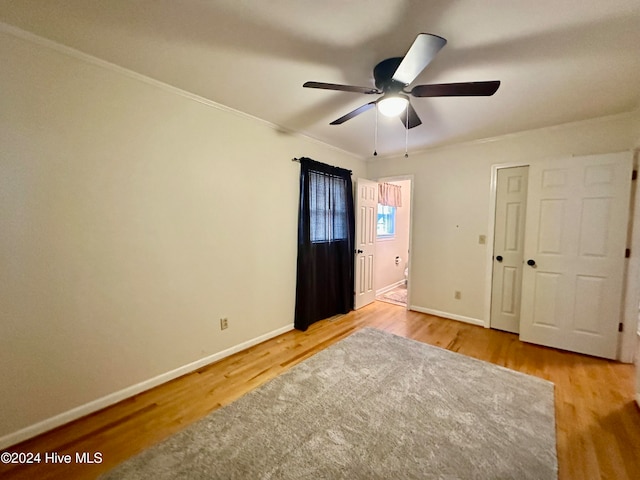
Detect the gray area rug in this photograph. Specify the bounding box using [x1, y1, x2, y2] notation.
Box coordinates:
[100, 328, 557, 479]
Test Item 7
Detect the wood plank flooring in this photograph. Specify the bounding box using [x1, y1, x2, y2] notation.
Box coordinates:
[1, 301, 639, 479]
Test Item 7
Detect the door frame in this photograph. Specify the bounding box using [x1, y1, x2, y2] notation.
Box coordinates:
[375, 174, 415, 310]
[620, 147, 640, 362]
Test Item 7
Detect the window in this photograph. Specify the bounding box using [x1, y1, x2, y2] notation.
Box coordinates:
[377, 204, 396, 238]
[309, 171, 349, 243]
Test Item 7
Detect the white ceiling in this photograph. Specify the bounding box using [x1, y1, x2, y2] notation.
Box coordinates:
[2, 0, 639, 158]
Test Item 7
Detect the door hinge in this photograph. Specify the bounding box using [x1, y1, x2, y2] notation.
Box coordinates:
[618, 322, 624, 332]
[625, 248, 631, 258]
[633, 170, 638, 181]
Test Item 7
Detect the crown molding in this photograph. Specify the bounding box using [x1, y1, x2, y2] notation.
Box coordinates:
[0, 22, 364, 162]
[371, 110, 639, 162]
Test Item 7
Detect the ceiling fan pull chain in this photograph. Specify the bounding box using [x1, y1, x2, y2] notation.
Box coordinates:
[405, 107, 409, 158]
[373, 107, 378, 156]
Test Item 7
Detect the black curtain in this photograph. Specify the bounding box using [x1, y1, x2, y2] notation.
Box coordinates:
[294, 157, 355, 331]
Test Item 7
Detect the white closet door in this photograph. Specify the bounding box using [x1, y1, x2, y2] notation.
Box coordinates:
[491, 166, 529, 333]
[519, 152, 632, 359]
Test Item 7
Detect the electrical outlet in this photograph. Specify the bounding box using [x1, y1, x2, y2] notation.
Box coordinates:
[454, 291, 461, 300]
[220, 318, 229, 330]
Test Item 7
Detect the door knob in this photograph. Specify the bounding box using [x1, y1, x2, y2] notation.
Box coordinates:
[495, 255, 503, 262]
[527, 259, 536, 266]
[356, 249, 364, 254]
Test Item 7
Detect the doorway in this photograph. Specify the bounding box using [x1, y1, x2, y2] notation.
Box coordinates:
[374, 178, 412, 308]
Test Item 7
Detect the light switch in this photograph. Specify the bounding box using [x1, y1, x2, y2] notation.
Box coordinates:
[479, 235, 486, 245]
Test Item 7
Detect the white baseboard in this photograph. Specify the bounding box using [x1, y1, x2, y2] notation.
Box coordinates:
[409, 306, 484, 327]
[376, 279, 406, 296]
[0, 324, 294, 450]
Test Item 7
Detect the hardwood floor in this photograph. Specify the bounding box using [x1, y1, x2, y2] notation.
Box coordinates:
[1, 301, 639, 479]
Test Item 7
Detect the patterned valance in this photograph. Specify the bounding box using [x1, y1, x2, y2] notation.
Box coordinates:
[378, 182, 402, 207]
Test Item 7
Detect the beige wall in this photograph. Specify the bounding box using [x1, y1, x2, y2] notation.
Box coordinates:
[374, 180, 411, 291]
[0, 30, 366, 445]
[367, 112, 638, 325]
[633, 109, 640, 146]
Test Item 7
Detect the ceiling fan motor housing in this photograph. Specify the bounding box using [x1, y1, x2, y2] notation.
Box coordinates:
[374, 57, 407, 92]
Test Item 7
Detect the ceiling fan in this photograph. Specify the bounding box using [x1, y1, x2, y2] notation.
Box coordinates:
[303, 33, 500, 129]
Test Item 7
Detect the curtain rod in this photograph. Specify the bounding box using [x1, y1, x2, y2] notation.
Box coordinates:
[291, 158, 352, 175]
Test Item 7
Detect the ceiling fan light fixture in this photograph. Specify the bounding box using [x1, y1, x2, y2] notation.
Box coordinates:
[377, 94, 409, 117]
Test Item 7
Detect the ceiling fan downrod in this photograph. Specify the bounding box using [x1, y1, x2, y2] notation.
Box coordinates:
[373, 107, 378, 157]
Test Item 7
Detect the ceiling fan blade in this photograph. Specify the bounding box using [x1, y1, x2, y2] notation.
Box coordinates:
[398, 102, 422, 129]
[392, 33, 447, 85]
[330, 102, 376, 125]
[411, 81, 501, 97]
[303, 81, 380, 95]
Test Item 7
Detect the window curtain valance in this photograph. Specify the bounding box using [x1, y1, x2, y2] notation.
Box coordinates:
[378, 182, 402, 207]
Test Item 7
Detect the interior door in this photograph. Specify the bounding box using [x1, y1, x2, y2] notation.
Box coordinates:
[354, 179, 378, 309]
[519, 152, 632, 359]
[491, 166, 529, 333]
